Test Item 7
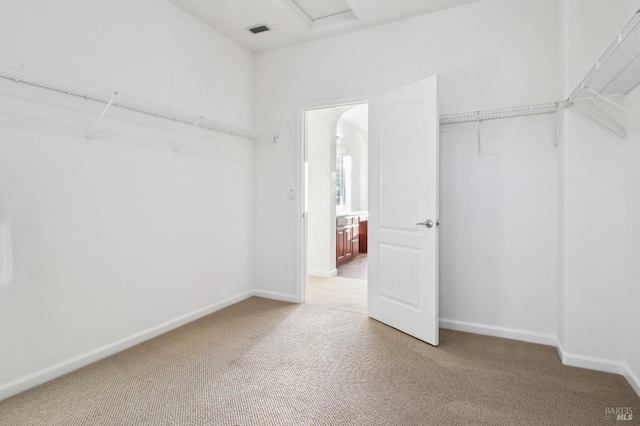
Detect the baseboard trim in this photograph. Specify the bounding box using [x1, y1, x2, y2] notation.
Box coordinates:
[307, 269, 337, 278]
[555, 342, 564, 362]
[442, 320, 635, 382]
[555, 341, 624, 375]
[623, 364, 640, 398]
[251, 289, 298, 303]
[439, 318, 557, 346]
[0, 290, 254, 402]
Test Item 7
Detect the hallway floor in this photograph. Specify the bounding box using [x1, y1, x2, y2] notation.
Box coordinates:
[337, 253, 367, 279]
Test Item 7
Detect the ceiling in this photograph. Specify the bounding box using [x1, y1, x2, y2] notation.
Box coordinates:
[340, 104, 368, 133]
[169, 0, 481, 52]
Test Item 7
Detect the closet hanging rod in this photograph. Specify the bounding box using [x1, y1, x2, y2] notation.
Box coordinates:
[439, 102, 565, 125]
[0, 59, 275, 142]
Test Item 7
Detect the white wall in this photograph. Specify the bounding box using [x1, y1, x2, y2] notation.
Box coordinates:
[336, 118, 368, 212]
[440, 117, 558, 340]
[0, 0, 254, 399]
[559, 0, 638, 373]
[623, 0, 640, 396]
[306, 108, 337, 276]
[625, 88, 640, 395]
[253, 0, 562, 340]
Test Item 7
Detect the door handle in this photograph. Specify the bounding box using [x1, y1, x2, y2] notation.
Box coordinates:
[417, 219, 434, 228]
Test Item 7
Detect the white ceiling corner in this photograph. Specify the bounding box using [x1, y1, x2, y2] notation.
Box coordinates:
[169, 0, 482, 52]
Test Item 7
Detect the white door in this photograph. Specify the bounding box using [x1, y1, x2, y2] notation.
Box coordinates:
[368, 76, 439, 345]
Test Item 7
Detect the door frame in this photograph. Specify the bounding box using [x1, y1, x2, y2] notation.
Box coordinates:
[295, 95, 371, 304]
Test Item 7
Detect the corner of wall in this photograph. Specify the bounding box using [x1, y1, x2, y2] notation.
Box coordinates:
[252, 289, 299, 303]
[555, 340, 625, 375]
[623, 364, 640, 398]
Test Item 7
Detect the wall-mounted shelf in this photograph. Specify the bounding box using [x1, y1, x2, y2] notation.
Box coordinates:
[441, 9, 640, 141]
[567, 9, 640, 137]
[569, 10, 640, 102]
[0, 59, 276, 145]
[440, 102, 564, 154]
[440, 103, 562, 125]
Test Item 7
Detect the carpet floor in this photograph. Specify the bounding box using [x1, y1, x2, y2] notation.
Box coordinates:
[306, 275, 367, 315]
[1, 286, 638, 425]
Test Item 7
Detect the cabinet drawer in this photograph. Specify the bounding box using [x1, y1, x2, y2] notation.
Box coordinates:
[337, 216, 359, 226]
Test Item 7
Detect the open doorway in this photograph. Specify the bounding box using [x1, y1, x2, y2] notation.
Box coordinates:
[303, 102, 368, 313]
[298, 76, 439, 343]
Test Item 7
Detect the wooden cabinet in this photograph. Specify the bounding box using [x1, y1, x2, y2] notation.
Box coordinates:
[336, 225, 353, 265]
[359, 219, 368, 253]
[336, 215, 366, 266]
[336, 227, 346, 263]
[345, 226, 353, 258]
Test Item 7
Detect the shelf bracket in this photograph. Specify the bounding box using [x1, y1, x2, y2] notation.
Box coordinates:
[569, 87, 633, 138]
[175, 117, 202, 153]
[572, 101, 626, 138]
[553, 105, 562, 148]
[87, 92, 117, 141]
[584, 87, 640, 121]
[476, 116, 482, 156]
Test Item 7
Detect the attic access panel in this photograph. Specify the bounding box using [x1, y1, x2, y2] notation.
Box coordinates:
[291, 0, 352, 21]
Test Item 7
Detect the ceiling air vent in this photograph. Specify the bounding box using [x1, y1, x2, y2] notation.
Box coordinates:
[248, 24, 271, 34]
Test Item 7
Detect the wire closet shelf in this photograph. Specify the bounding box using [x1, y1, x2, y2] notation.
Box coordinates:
[442, 8, 640, 129]
[0, 58, 275, 142]
[3, 8, 640, 138]
[569, 9, 640, 103]
[439, 102, 563, 125]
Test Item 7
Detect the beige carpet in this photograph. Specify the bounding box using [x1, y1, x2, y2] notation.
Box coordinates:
[1, 293, 638, 425]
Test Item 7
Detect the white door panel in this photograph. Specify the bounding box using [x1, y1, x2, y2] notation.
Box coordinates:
[368, 76, 439, 345]
[379, 103, 423, 231]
